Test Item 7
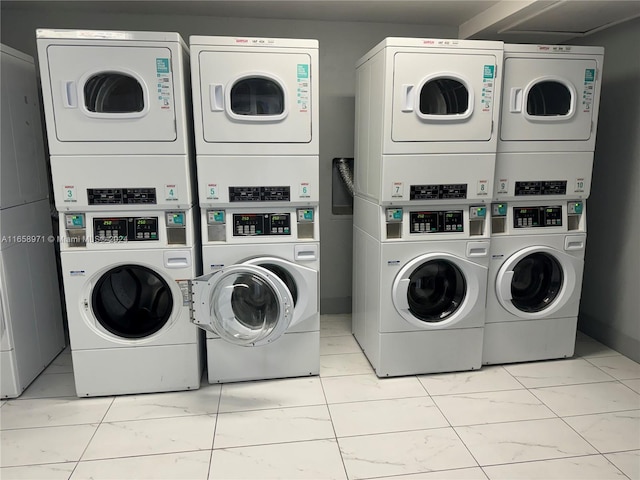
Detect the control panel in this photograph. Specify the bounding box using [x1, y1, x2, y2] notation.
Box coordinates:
[410, 210, 464, 234]
[87, 188, 156, 205]
[229, 186, 290, 202]
[515, 181, 567, 197]
[410, 184, 467, 201]
[513, 206, 562, 228]
[233, 213, 291, 236]
[94, 217, 159, 241]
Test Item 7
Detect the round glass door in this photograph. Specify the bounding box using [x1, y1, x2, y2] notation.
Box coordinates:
[510, 252, 563, 312]
[92, 265, 173, 339]
[230, 77, 285, 116]
[84, 72, 144, 113]
[208, 266, 293, 346]
[406, 260, 466, 322]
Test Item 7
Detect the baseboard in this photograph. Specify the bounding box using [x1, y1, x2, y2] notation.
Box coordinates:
[579, 313, 640, 362]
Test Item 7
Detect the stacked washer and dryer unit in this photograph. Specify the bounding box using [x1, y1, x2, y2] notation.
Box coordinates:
[353, 38, 503, 376]
[484, 44, 604, 364]
[1, 44, 66, 398]
[36, 29, 203, 396]
[188, 37, 321, 383]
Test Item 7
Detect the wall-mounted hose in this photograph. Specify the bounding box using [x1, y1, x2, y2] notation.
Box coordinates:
[337, 157, 355, 197]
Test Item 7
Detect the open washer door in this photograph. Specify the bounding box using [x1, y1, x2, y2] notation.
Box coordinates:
[495, 245, 581, 319]
[191, 265, 294, 346]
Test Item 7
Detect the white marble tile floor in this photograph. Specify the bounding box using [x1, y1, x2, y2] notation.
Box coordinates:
[1, 314, 638, 480]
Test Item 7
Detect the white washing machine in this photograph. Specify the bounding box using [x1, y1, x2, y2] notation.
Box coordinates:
[352, 196, 490, 376]
[483, 201, 586, 364]
[193, 205, 319, 383]
[59, 208, 202, 396]
[494, 44, 604, 201]
[189, 36, 319, 210]
[1, 200, 66, 398]
[36, 29, 196, 210]
[354, 38, 504, 205]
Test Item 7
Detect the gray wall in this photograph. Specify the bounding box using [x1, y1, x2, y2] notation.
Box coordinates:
[571, 18, 640, 361]
[0, 6, 456, 314]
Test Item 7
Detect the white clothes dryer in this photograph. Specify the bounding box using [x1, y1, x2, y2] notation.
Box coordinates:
[59, 208, 202, 397]
[484, 201, 587, 364]
[1, 44, 49, 209]
[189, 36, 318, 157]
[1, 200, 66, 398]
[352, 196, 490, 376]
[494, 44, 604, 201]
[355, 38, 503, 205]
[36, 29, 192, 156]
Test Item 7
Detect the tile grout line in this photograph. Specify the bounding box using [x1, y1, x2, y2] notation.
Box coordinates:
[318, 374, 350, 480]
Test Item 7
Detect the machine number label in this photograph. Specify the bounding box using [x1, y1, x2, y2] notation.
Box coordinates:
[497, 178, 508, 195]
[299, 182, 310, 198]
[165, 184, 178, 201]
[477, 180, 489, 196]
[392, 182, 404, 198]
[63, 185, 77, 203]
[206, 184, 219, 200]
[575, 178, 586, 193]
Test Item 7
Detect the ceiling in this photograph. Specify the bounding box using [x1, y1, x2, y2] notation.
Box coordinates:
[3, 0, 640, 43]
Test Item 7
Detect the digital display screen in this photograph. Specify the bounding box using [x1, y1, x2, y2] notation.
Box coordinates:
[410, 210, 463, 234]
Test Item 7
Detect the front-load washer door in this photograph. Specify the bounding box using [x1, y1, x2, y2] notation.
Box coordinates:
[198, 51, 312, 143]
[500, 58, 597, 142]
[495, 246, 581, 319]
[392, 252, 486, 329]
[191, 265, 294, 346]
[91, 264, 174, 339]
[45, 45, 177, 142]
[242, 257, 318, 328]
[391, 53, 498, 143]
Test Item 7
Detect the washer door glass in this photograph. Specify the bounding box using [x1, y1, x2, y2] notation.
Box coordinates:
[527, 81, 571, 116]
[92, 265, 173, 338]
[407, 260, 466, 322]
[230, 77, 285, 116]
[510, 252, 563, 312]
[84, 72, 144, 113]
[257, 263, 298, 306]
[420, 78, 469, 115]
[208, 266, 293, 346]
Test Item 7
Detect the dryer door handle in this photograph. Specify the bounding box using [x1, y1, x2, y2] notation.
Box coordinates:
[62, 81, 78, 108]
[401, 84, 415, 112]
[509, 88, 523, 113]
[499, 270, 514, 301]
[209, 84, 224, 111]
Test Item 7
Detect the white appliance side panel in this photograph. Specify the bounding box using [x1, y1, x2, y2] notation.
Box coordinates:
[206, 331, 319, 383]
[0, 351, 20, 398]
[493, 152, 593, 201]
[483, 317, 577, 365]
[378, 154, 494, 205]
[45, 45, 178, 143]
[1, 48, 49, 209]
[51, 155, 195, 211]
[198, 50, 312, 144]
[196, 155, 319, 206]
[377, 328, 483, 376]
[391, 52, 498, 143]
[72, 343, 202, 397]
[500, 57, 599, 143]
[351, 226, 367, 348]
[363, 231, 383, 370]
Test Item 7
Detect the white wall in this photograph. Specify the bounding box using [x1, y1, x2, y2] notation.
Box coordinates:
[0, 6, 457, 313]
[571, 18, 640, 361]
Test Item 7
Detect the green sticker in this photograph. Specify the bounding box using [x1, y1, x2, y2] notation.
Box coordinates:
[483, 65, 495, 79]
[297, 64, 309, 79]
[584, 69, 595, 82]
[156, 58, 170, 74]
